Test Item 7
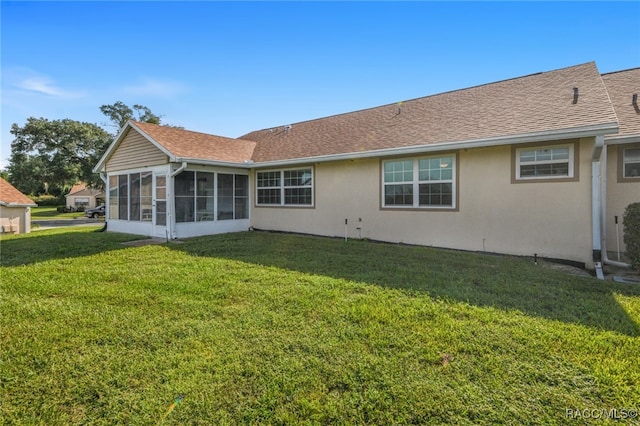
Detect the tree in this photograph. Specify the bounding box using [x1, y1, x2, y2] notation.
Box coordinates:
[100, 101, 162, 130]
[7, 118, 112, 195]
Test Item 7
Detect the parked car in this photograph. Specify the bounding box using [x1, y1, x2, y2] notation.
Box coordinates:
[85, 205, 106, 218]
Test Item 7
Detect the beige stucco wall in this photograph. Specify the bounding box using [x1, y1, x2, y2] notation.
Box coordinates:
[605, 143, 640, 254]
[0, 205, 31, 234]
[106, 129, 168, 172]
[251, 138, 596, 267]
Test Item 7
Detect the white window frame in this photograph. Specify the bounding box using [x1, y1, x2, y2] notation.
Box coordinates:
[515, 143, 574, 180]
[256, 167, 314, 207]
[623, 147, 640, 179]
[382, 155, 456, 210]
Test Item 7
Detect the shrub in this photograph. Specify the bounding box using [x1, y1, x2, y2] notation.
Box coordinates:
[623, 202, 640, 270]
[30, 195, 65, 206]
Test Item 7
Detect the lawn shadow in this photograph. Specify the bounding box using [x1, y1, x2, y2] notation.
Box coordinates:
[170, 231, 640, 337]
[0, 228, 147, 267]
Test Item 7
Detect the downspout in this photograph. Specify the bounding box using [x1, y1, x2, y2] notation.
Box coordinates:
[600, 144, 632, 268]
[592, 136, 605, 280]
[169, 162, 188, 239]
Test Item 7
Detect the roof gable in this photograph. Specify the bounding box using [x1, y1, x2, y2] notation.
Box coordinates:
[242, 62, 618, 163]
[0, 178, 37, 206]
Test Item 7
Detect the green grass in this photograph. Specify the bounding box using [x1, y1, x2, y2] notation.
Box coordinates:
[1, 229, 639, 425]
[31, 206, 85, 219]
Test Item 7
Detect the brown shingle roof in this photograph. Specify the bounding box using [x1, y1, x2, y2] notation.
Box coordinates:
[601, 67, 640, 138]
[132, 121, 256, 163]
[0, 178, 36, 206]
[242, 62, 618, 163]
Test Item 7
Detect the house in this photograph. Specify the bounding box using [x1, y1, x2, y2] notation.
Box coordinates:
[94, 62, 640, 273]
[65, 182, 103, 210]
[0, 177, 37, 234]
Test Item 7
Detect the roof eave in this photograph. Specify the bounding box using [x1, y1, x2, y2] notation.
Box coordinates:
[173, 158, 254, 169]
[252, 122, 620, 168]
[0, 201, 37, 207]
[605, 134, 640, 145]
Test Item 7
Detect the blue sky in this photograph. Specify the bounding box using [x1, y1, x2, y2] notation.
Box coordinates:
[2, 1, 639, 169]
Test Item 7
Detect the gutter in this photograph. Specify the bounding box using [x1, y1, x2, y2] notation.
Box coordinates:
[170, 161, 188, 177]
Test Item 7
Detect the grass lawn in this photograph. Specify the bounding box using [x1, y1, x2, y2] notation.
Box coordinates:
[1, 228, 639, 425]
[31, 206, 85, 219]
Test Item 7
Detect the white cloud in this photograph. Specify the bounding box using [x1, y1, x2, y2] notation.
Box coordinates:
[122, 78, 188, 97]
[5, 68, 87, 99]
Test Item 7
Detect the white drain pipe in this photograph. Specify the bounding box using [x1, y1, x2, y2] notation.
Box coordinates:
[591, 140, 605, 280]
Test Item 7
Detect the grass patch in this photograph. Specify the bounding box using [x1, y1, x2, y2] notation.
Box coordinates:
[31, 206, 85, 219]
[1, 230, 639, 424]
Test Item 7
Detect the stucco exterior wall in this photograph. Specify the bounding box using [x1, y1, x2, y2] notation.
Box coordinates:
[0, 205, 31, 234]
[251, 138, 596, 267]
[605, 143, 640, 254]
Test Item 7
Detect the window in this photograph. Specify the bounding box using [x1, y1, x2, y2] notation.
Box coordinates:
[217, 174, 249, 220]
[108, 172, 153, 222]
[118, 174, 128, 220]
[515, 144, 574, 180]
[256, 168, 313, 206]
[176, 171, 248, 222]
[109, 175, 118, 219]
[383, 155, 455, 209]
[623, 147, 640, 179]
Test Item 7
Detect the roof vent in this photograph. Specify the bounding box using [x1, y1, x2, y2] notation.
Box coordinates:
[284, 124, 292, 132]
[633, 93, 639, 114]
[572, 87, 579, 104]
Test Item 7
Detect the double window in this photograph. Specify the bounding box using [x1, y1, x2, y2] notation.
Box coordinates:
[515, 144, 574, 180]
[382, 155, 456, 209]
[109, 172, 152, 221]
[256, 168, 313, 206]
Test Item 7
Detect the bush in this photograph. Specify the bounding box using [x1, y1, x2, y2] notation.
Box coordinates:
[30, 195, 65, 206]
[623, 202, 640, 270]
[56, 206, 66, 213]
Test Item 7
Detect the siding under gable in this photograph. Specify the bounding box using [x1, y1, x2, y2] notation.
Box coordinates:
[106, 129, 168, 171]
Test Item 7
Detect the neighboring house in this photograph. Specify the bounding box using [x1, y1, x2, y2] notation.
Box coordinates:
[65, 183, 103, 210]
[94, 62, 639, 272]
[0, 177, 37, 234]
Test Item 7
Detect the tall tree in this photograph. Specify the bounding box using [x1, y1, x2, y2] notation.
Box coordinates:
[7, 118, 112, 195]
[100, 101, 162, 130]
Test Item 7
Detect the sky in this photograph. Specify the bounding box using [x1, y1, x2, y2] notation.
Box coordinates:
[1, 1, 639, 169]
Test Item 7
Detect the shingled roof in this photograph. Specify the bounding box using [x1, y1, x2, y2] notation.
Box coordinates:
[601, 67, 640, 140]
[95, 61, 624, 172]
[131, 121, 256, 163]
[242, 62, 618, 163]
[0, 178, 36, 207]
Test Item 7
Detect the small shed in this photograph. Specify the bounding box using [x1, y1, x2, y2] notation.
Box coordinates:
[0, 177, 37, 234]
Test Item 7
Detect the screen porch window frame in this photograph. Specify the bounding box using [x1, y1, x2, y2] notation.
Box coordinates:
[256, 167, 314, 207]
[381, 154, 457, 210]
[514, 143, 575, 181]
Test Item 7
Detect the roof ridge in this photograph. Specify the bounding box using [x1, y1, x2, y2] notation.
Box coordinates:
[601, 66, 640, 76]
[132, 120, 255, 143]
[245, 62, 597, 135]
